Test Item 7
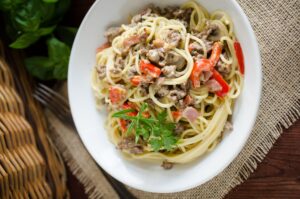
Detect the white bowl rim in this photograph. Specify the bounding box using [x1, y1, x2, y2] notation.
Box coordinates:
[68, 0, 262, 193]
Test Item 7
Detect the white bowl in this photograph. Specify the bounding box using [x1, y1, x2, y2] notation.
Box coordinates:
[68, 0, 262, 193]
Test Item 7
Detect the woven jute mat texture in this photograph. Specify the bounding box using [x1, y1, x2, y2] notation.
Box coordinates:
[47, 0, 300, 198]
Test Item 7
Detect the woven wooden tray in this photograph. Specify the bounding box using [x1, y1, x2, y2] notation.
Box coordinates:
[0, 40, 68, 199]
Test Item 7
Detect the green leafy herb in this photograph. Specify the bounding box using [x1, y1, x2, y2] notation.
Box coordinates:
[25, 37, 70, 80]
[112, 103, 178, 152]
[0, 0, 74, 80]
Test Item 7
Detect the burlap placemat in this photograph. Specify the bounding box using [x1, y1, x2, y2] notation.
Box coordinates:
[47, 0, 300, 198]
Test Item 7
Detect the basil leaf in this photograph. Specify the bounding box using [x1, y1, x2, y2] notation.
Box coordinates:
[25, 56, 54, 80]
[9, 26, 55, 49]
[0, 0, 24, 11]
[42, 0, 58, 3]
[10, 32, 40, 49]
[47, 37, 70, 79]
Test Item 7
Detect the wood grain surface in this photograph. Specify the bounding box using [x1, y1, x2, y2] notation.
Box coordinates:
[64, 1, 300, 198]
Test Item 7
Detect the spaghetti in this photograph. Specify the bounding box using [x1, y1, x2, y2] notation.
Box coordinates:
[92, 1, 244, 167]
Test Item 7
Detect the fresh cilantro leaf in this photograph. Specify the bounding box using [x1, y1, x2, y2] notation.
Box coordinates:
[162, 135, 177, 151]
[157, 110, 167, 122]
[149, 139, 162, 152]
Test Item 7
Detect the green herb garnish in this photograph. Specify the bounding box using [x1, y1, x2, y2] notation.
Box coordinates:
[112, 103, 178, 152]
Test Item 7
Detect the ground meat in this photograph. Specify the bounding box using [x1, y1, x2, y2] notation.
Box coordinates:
[104, 27, 123, 43]
[161, 65, 176, 78]
[215, 60, 231, 75]
[139, 44, 150, 56]
[200, 70, 213, 83]
[123, 29, 148, 52]
[165, 51, 186, 70]
[194, 22, 219, 40]
[165, 30, 181, 48]
[174, 123, 185, 135]
[96, 66, 106, 78]
[168, 89, 187, 101]
[131, 8, 152, 23]
[179, 81, 191, 92]
[145, 99, 155, 108]
[189, 40, 213, 57]
[147, 49, 160, 63]
[127, 67, 137, 78]
[118, 137, 144, 155]
[161, 160, 174, 170]
[156, 86, 170, 97]
[114, 56, 125, 70]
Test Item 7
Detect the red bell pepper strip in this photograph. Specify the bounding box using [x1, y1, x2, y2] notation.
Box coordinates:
[212, 70, 230, 97]
[96, 42, 110, 53]
[172, 111, 181, 120]
[122, 103, 137, 117]
[120, 119, 127, 132]
[140, 60, 161, 78]
[209, 42, 222, 66]
[234, 41, 245, 75]
[190, 59, 212, 88]
[130, 75, 143, 86]
[109, 86, 126, 104]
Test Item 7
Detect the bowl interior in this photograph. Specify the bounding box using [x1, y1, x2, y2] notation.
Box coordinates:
[68, 0, 261, 193]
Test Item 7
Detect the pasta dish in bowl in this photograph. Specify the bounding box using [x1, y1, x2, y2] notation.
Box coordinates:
[69, 0, 261, 193]
[92, 1, 244, 168]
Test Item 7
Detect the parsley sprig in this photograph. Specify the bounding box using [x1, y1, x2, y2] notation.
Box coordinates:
[112, 103, 178, 151]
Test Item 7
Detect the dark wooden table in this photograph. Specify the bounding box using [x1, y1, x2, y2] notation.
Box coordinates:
[64, 1, 300, 198]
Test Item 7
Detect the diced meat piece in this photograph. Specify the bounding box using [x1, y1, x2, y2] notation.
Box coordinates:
[152, 39, 165, 48]
[168, 89, 186, 101]
[200, 70, 213, 83]
[156, 86, 169, 97]
[147, 49, 160, 63]
[127, 67, 137, 78]
[161, 160, 174, 170]
[182, 107, 199, 122]
[131, 8, 152, 23]
[165, 51, 186, 70]
[174, 123, 185, 136]
[206, 79, 222, 92]
[123, 30, 148, 51]
[165, 30, 181, 47]
[215, 60, 231, 75]
[105, 27, 123, 43]
[118, 136, 144, 155]
[162, 65, 176, 78]
[96, 66, 106, 78]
